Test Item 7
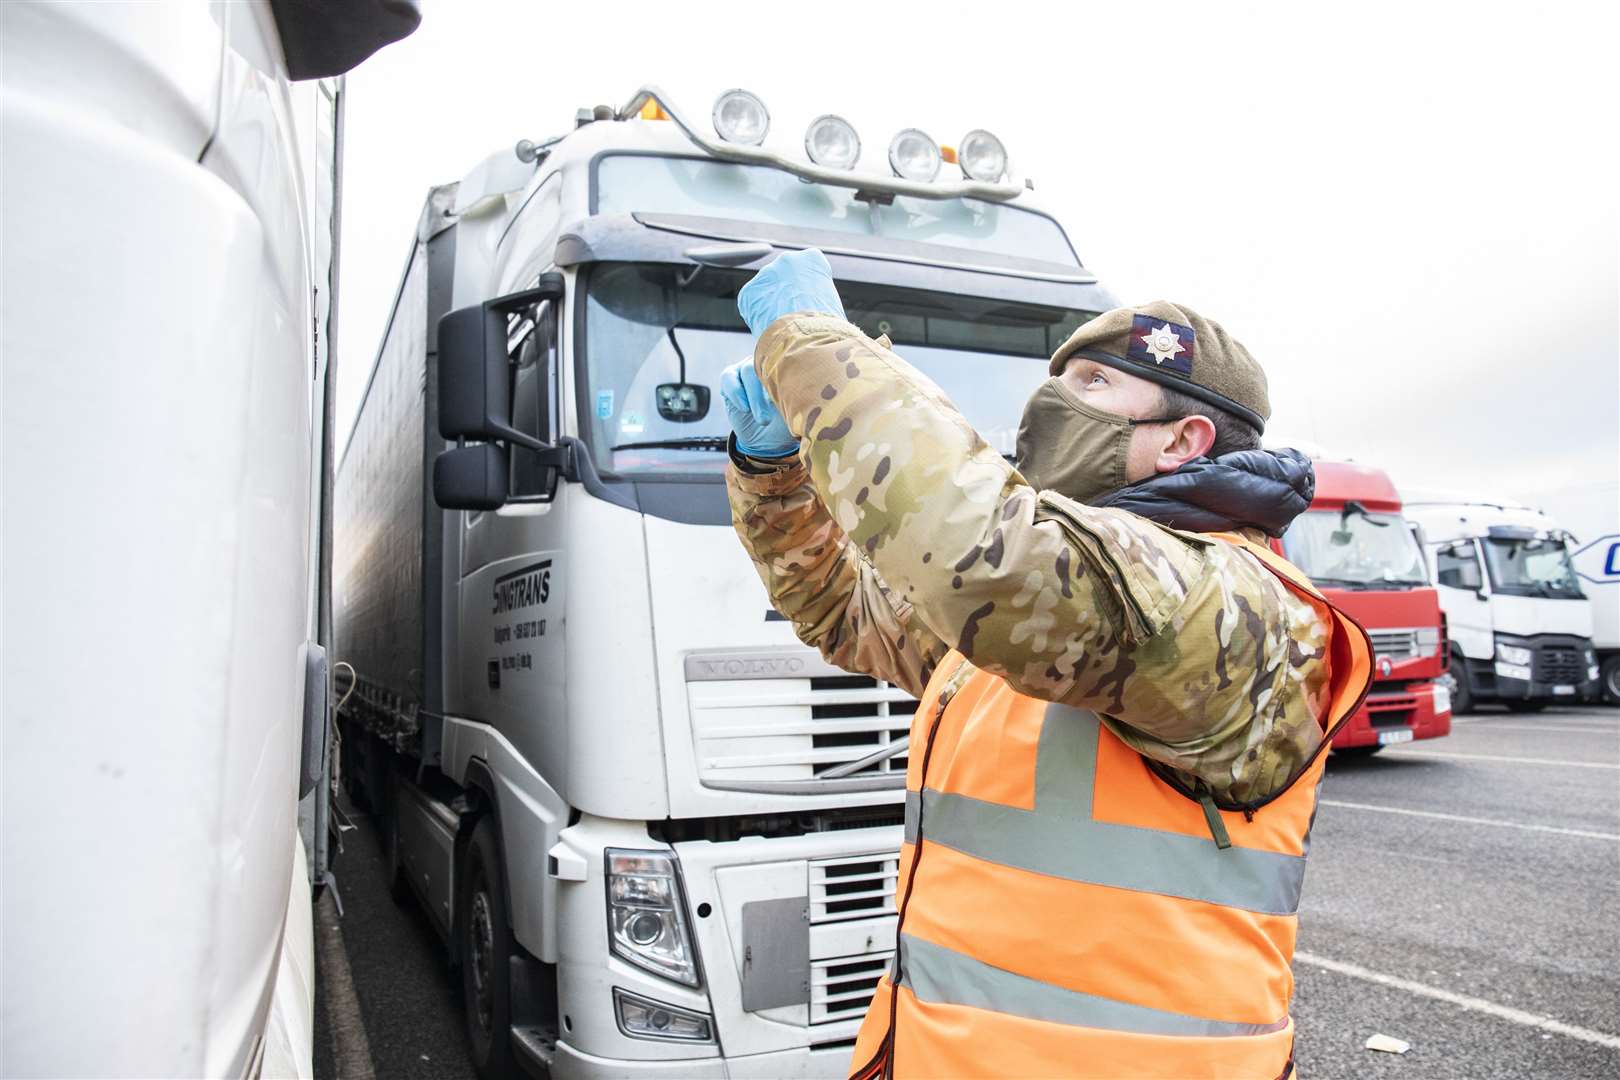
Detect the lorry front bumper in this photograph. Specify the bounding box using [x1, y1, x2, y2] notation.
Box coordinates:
[1487, 633, 1600, 703]
[1333, 681, 1450, 748]
[1491, 669, 1601, 704]
[551, 1039, 857, 1079]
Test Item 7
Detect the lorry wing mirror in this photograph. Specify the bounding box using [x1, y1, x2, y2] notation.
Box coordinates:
[438, 273, 565, 448]
[434, 443, 510, 511]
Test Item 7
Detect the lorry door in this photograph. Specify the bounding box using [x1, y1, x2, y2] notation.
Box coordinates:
[456, 292, 569, 779]
[1434, 538, 1493, 660]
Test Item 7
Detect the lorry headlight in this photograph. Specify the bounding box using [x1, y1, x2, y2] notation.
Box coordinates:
[1433, 681, 1451, 716]
[1495, 641, 1533, 666]
[805, 114, 861, 170]
[613, 988, 713, 1042]
[1416, 627, 1441, 654]
[889, 128, 941, 182]
[958, 129, 1008, 181]
[606, 850, 700, 987]
[712, 89, 769, 146]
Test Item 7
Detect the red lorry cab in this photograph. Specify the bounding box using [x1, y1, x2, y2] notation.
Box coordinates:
[1272, 461, 1452, 753]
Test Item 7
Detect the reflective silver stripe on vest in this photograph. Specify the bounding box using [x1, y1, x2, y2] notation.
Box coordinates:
[904, 704, 1308, 916]
[898, 933, 1289, 1038]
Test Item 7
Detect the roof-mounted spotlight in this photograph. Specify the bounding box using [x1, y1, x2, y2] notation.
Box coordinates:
[888, 128, 941, 183]
[958, 129, 1008, 182]
[804, 114, 861, 170]
[712, 89, 769, 146]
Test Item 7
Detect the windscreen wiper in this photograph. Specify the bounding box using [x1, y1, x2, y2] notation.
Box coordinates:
[1310, 576, 1373, 589]
[610, 436, 729, 452]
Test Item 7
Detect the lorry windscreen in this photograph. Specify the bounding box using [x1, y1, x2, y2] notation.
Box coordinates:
[580, 262, 1099, 479]
[594, 154, 1081, 268]
[1281, 508, 1430, 588]
[1482, 537, 1585, 598]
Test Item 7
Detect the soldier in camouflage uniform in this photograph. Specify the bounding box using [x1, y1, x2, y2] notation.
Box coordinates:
[721, 250, 1371, 1078]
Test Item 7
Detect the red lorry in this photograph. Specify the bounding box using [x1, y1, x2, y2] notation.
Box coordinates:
[1273, 460, 1451, 755]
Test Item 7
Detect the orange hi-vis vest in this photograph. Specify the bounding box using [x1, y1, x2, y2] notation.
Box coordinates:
[850, 535, 1373, 1080]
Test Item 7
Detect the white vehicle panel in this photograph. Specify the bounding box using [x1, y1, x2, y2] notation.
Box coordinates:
[2, 4, 313, 1073]
[1486, 591, 1594, 640]
[441, 718, 572, 963]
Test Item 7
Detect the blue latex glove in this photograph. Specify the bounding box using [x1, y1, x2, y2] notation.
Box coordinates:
[736, 248, 846, 337]
[720, 358, 798, 458]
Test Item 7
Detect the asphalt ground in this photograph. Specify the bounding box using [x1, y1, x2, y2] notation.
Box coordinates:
[315, 705, 1620, 1079]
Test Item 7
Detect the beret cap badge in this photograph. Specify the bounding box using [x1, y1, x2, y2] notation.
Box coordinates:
[1127, 314, 1195, 376]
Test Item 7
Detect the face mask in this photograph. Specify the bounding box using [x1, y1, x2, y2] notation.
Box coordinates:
[1014, 378, 1177, 504]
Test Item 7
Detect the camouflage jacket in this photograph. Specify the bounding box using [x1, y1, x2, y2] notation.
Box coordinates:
[726, 315, 1333, 804]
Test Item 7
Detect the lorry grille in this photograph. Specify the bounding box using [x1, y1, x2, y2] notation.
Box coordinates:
[810, 854, 898, 922]
[810, 952, 892, 1025]
[686, 660, 918, 792]
[1369, 629, 1419, 661]
[1364, 691, 1418, 728]
[807, 853, 899, 1026]
[1536, 645, 1584, 685]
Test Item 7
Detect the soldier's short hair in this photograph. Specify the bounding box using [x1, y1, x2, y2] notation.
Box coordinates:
[1158, 385, 1262, 459]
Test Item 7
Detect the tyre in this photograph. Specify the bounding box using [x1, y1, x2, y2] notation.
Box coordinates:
[1334, 745, 1383, 758]
[1447, 650, 1474, 715]
[461, 816, 516, 1080]
[1602, 656, 1620, 706]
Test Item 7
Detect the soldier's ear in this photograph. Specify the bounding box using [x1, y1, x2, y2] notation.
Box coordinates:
[1154, 415, 1216, 472]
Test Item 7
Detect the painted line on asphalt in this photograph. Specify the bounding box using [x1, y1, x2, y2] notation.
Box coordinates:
[315, 889, 377, 1080]
[1381, 749, 1619, 769]
[1319, 798, 1620, 841]
[1451, 722, 1620, 735]
[1458, 718, 1620, 735]
[1452, 715, 1619, 732]
[1294, 951, 1620, 1050]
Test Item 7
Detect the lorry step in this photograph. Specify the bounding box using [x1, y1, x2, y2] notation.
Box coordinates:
[511, 1024, 556, 1078]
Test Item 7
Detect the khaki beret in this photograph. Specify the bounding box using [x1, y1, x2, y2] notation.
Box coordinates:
[1048, 300, 1270, 432]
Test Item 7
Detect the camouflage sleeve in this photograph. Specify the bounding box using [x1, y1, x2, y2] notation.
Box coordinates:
[753, 315, 1332, 803]
[726, 450, 952, 700]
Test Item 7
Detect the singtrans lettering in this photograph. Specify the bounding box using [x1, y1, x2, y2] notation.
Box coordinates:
[492, 560, 552, 615]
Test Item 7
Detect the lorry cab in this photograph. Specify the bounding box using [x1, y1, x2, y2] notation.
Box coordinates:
[1403, 495, 1600, 711]
[336, 87, 1117, 1077]
[1272, 461, 1450, 752]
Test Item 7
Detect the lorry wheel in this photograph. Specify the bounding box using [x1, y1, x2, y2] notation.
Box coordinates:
[1447, 651, 1474, 715]
[460, 817, 516, 1080]
[1602, 656, 1620, 706]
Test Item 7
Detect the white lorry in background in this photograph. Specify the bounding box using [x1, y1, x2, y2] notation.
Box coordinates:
[334, 87, 1115, 1077]
[1404, 493, 1600, 712]
[1522, 478, 1620, 705]
[1, 3, 416, 1076]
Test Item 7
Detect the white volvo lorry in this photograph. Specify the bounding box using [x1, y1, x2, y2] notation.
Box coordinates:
[1404, 494, 1601, 712]
[2, 2, 416, 1075]
[333, 88, 1115, 1077]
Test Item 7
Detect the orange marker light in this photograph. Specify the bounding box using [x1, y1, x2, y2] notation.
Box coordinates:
[638, 99, 670, 121]
[940, 145, 958, 164]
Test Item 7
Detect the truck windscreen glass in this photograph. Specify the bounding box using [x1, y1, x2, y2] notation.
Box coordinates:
[1280, 509, 1430, 588]
[580, 262, 1100, 479]
[595, 154, 1081, 268]
[1481, 537, 1585, 598]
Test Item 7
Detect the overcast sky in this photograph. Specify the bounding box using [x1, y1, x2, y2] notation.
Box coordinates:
[337, 0, 1618, 526]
